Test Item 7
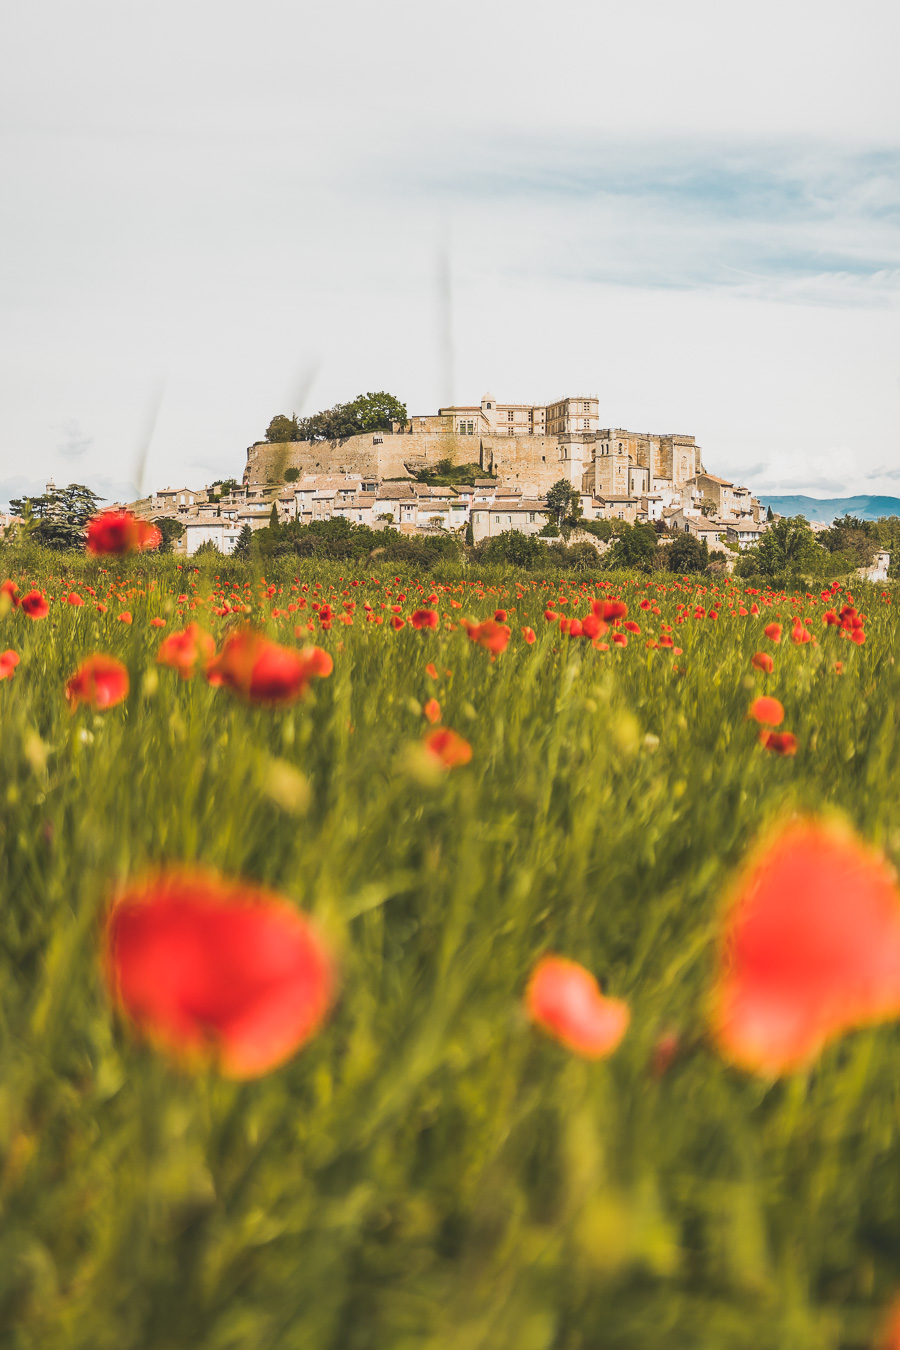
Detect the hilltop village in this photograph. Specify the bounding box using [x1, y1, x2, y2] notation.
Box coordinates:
[132, 392, 767, 557]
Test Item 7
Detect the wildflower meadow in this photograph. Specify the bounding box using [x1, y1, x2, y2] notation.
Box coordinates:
[4, 526, 900, 1349]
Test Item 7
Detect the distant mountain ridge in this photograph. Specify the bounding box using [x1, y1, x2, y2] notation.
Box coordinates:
[757, 495, 900, 524]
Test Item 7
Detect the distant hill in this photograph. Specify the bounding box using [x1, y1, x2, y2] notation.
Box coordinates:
[757, 495, 900, 524]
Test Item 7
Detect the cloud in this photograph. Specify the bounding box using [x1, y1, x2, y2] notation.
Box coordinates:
[56, 419, 93, 459]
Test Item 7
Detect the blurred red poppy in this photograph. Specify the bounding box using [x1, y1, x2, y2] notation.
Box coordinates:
[526, 955, 629, 1059]
[0, 649, 20, 681]
[66, 654, 129, 710]
[521, 626, 536, 644]
[411, 609, 439, 629]
[463, 619, 510, 654]
[20, 590, 49, 619]
[118, 612, 133, 625]
[150, 617, 166, 628]
[748, 696, 784, 726]
[751, 652, 774, 673]
[612, 633, 628, 647]
[592, 600, 628, 622]
[423, 727, 472, 768]
[390, 615, 406, 630]
[157, 622, 216, 679]
[206, 629, 332, 705]
[104, 869, 335, 1078]
[764, 623, 782, 643]
[425, 662, 439, 679]
[758, 730, 798, 755]
[0, 580, 19, 608]
[712, 820, 900, 1074]
[66, 592, 84, 606]
[494, 609, 507, 622]
[423, 697, 441, 724]
[86, 510, 161, 555]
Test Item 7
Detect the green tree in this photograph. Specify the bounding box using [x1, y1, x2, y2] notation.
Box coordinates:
[766, 504, 774, 522]
[747, 516, 822, 578]
[9, 483, 104, 551]
[546, 479, 580, 531]
[294, 392, 408, 444]
[668, 531, 709, 574]
[152, 517, 184, 554]
[819, 514, 879, 568]
[233, 524, 254, 557]
[284, 468, 300, 482]
[605, 522, 658, 572]
[699, 497, 718, 518]
[265, 415, 300, 443]
[269, 502, 279, 528]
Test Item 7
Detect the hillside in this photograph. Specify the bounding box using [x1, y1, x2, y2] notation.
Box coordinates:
[758, 494, 900, 523]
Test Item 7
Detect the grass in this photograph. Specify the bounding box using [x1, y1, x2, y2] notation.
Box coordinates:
[0, 547, 899, 1348]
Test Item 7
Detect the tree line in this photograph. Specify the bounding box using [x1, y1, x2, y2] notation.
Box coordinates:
[264, 393, 408, 445]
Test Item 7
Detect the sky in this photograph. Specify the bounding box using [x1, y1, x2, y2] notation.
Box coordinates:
[1, 0, 899, 508]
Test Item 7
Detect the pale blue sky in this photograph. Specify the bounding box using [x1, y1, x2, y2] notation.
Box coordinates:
[1, 0, 898, 505]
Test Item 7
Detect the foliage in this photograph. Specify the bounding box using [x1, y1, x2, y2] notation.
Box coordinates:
[233, 523, 254, 557]
[3, 551, 900, 1347]
[819, 515, 880, 568]
[210, 478, 240, 498]
[193, 538, 221, 556]
[266, 393, 409, 445]
[284, 467, 300, 482]
[667, 531, 710, 574]
[546, 479, 581, 532]
[152, 517, 185, 554]
[603, 521, 659, 572]
[9, 483, 104, 551]
[473, 530, 547, 570]
[413, 462, 492, 487]
[577, 518, 616, 543]
[739, 515, 823, 579]
[249, 516, 461, 569]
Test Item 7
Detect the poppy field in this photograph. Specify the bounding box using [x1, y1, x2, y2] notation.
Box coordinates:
[4, 536, 900, 1349]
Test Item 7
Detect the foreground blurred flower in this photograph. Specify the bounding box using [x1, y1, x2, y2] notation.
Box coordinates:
[207, 629, 332, 705]
[526, 955, 629, 1059]
[764, 623, 782, 643]
[66, 654, 129, 710]
[712, 820, 900, 1074]
[0, 580, 19, 608]
[86, 510, 161, 555]
[592, 600, 628, 622]
[758, 730, 798, 755]
[20, 590, 49, 620]
[423, 697, 441, 724]
[0, 649, 20, 681]
[748, 696, 784, 726]
[411, 608, 439, 630]
[104, 870, 335, 1078]
[423, 727, 472, 769]
[463, 618, 511, 654]
[157, 622, 215, 679]
[751, 651, 774, 673]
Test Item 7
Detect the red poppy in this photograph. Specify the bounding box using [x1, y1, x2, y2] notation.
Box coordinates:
[118, 611, 133, 625]
[751, 652, 774, 673]
[849, 628, 866, 645]
[764, 623, 782, 643]
[521, 626, 536, 644]
[86, 510, 162, 555]
[758, 730, 798, 755]
[206, 629, 332, 705]
[66, 654, 129, 710]
[463, 619, 511, 654]
[150, 617, 166, 628]
[791, 624, 812, 644]
[411, 609, 439, 629]
[494, 609, 508, 622]
[712, 820, 900, 1074]
[20, 590, 49, 620]
[612, 633, 628, 647]
[390, 615, 406, 630]
[423, 727, 472, 769]
[423, 697, 441, 724]
[624, 621, 641, 634]
[425, 662, 439, 679]
[748, 696, 784, 726]
[157, 622, 216, 679]
[66, 592, 84, 606]
[104, 869, 335, 1078]
[0, 649, 20, 681]
[543, 609, 559, 623]
[592, 599, 628, 622]
[526, 955, 629, 1059]
[0, 580, 19, 608]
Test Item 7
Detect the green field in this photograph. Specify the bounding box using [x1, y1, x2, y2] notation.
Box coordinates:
[2, 547, 900, 1349]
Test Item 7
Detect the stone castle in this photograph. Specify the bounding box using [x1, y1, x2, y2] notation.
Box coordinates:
[243, 392, 707, 500]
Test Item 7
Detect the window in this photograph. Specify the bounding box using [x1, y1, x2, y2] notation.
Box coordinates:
[583, 402, 589, 412]
[486, 402, 491, 409]
[528, 513, 535, 523]
[508, 410, 514, 421]
[541, 455, 546, 462]
[495, 515, 500, 524]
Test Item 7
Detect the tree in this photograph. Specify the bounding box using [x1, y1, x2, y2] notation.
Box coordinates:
[210, 478, 239, 498]
[546, 479, 580, 531]
[284, 468, 300, 482]
[9, 483, 104, 551]
[153, 517, 184, 554]
[194, 539, 221, 557]
[766, 504, 774, 522]
[748, 516, 822, 578]
[265, 415, 301, 443]
[699, 497, 718, 518]
[233, 524, 254, 557]
[289, 392, 408, 444]
[604, 522, 658, 572]
[819, 514, 879, 568]
[668, 531, 709, 574]
[268, 502, 279, 528]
